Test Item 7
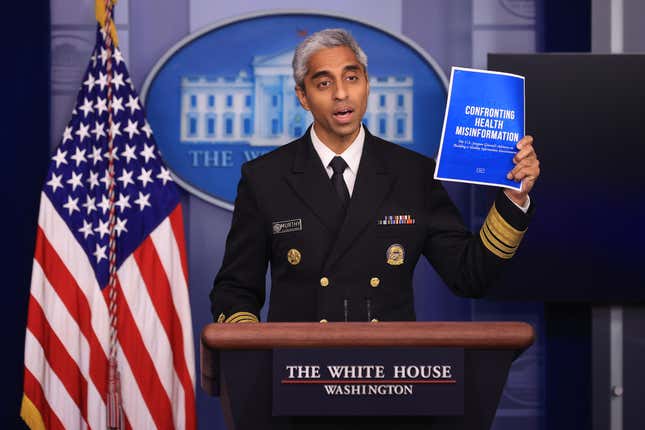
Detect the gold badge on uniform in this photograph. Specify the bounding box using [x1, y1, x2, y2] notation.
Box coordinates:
[287, 248, 301, 265]
[386, 243, 405, 266]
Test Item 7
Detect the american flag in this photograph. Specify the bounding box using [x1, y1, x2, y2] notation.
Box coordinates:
[21, 21, 196, 430]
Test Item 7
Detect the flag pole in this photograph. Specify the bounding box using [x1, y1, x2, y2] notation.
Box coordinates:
[99, 0, 122, 428]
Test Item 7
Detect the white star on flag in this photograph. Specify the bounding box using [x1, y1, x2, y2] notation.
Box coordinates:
[103, 148, 119, 161]
[82, 195, 97, 214]
[121, 144, 137, 164]
[110, 121, 122, 138]
[83, 73, 96, 92]
[66, 171, 84, 191]
[97, 194, 111, 214]
[115, 193, 131, 212]
[115, 217, 128, 237]
[78, 220, 94, 238]
[62, 195, 80, 215]
[97, 71, 108, 90]
[79, 98, 94, 117]
[111, 96, 124, 115]
[75, 122, 91, 143]
[134, 191, 151, 211]
[117, 168, 135, 188]
[124, 119, 140, 139]
[52, 148, 68, 168]
[99, 170, 112, 188]
[91, 121, 106, 140]
[137, 167, 153, 187]
[62, 126, 73, 143]
[46, 172, 63, 193]
[141, 120, 153, 138]
[113, 48, 124, 65]
[99, 45, 109, 65]
[112, 72, 125, 91]
[70, 147, 87, 167]
[94, 218, 110, 238]
[140, 144, 156, 163]
[94, 97, 108, 115]
[126, 95, 140, 114]
[89, 145, 104, 165]
[157, 166, 173, 185]
[87, 170, 100, 189]
[93, 243, 107, 263]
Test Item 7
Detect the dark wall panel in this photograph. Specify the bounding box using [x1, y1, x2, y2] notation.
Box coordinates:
[538, 0, 591, 52]
[3, 2, 50, 427]
[487, 53, 645, 302]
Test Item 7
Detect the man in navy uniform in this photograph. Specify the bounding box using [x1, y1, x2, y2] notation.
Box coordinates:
[210, 29, 540, 324]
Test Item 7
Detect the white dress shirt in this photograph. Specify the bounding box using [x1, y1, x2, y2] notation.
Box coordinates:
[310, 124, 529, 213]
[310, 124, 364, 197]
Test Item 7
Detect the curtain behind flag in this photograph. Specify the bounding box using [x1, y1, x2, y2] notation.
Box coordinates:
[21, 4, 196, 429]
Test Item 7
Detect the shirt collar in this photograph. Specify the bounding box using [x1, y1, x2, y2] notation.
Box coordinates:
[310, 124, 365, 174]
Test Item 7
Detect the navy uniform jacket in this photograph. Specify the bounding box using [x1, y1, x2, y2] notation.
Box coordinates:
[210, 128, 533, 323]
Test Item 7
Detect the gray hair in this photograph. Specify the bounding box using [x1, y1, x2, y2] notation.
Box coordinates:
[292, 28, 368, 89]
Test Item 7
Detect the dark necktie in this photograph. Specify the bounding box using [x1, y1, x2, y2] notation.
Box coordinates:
[329, 156, 350, 209]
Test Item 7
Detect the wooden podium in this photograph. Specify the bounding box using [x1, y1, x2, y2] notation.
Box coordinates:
[201, 322, 534, 430]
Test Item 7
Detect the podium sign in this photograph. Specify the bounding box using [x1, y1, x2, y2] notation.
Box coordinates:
[273, 348, 464, 416]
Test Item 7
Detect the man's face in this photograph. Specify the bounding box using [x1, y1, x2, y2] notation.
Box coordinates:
[296, 46, 369, 149]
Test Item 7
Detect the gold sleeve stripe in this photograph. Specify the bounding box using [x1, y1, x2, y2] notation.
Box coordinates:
[227, 312, 258, 322]
[486, 203, 526, 246]
[479, 203, 526, 259]
[483, 223, 517, 254]
[228, 318, 258, 324]
[480, 227, 515, 259]
[225, 312, 259, 323]
[228, 314, 256, 321]
[226, 315, 258, 323]
[227, 316, 258, 323]
[217, 313, 226, 323]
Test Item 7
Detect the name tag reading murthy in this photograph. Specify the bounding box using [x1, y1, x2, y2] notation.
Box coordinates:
[272, 219, 303, 234]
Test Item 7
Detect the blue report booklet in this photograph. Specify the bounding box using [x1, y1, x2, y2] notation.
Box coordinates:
[434, 67, 525, 191]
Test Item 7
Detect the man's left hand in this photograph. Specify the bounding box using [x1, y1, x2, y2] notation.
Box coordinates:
[504, 135, 540, 207]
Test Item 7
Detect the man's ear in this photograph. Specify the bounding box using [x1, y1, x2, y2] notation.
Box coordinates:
[365, 71, 370, 95]
[295, 85, 310, 111]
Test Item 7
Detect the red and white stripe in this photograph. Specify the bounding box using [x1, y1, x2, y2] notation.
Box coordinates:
[22, 193, 196, 429]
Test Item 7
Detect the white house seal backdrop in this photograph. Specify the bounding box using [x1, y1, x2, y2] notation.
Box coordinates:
[142, 12, 448, 210]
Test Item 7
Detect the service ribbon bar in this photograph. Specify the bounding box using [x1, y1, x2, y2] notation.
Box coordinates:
[377, 215, 416, 225]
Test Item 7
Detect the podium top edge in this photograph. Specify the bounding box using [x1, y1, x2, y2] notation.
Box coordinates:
[201, 321, 535, 351]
